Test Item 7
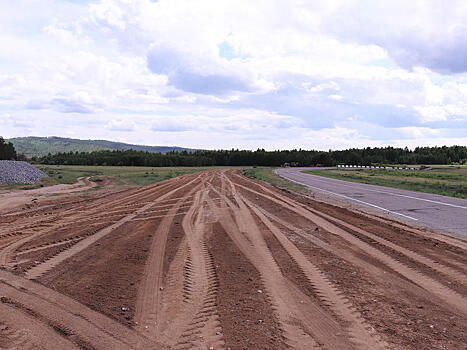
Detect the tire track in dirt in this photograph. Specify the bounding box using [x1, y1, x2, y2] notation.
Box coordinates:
[130, 212, 188, 222]
[0, 236, 27, 253]
[15, 222, 118, 259]
[253, 202, 466, 312]
[223, 175, 376, 349]
[310, 209, 467, 286]
[0, 179, 188, 265]
[207, 219, 288, 350]
[0, 219, 59, 242]
[134, 175, 207, 338]
[16, 238, 81, 257]
[0, 231, 31, 241]
[1, 177, 183, 235]
[0, 303, 80, 350]
[240, 173, 467, 270]
[0, 299, 86, 350]
[44, 180, 179, 229]
[205, 193, 312, 349]
[25, 174, 203, 280]
[255, 187, 467, 287]
[23, 201, 157, 280]
[56, 177, 175, 218]
[245, 198, 386, 350]
[69, 175, 198, 223]
[155, 190, 207, 345]
[281, 184, 467, 278]
[347, 207, 467, 251]
[169, 191, 224, 350]
[0, 231, 44, 266]
[3, 169, 465, 349]
[9, 176, 182, 239]
[208, 180, 349, 349]
[0, 271, 157, 350]
[232, 175, 467, 316]
[253, 205, 400, 281]
[15, 225, 117, 255]
[155, 238, 190, 340]
[231, 181, 467, 350]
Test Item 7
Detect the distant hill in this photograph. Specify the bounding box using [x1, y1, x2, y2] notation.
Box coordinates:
[8, 136, 195, 157]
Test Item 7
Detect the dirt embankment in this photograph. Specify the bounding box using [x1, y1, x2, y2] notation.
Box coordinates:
[0, 169, 466, 350]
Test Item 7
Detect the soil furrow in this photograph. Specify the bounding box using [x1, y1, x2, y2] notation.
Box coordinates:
[134, 176, 206, 337]
[0, 302, 80, 350]
[2, 169, 466, 349]
[246, 198, 386, 350]
[24, 174, 203, 280]
[231, 177, 467, 316]
[24, 201, 157, 280]
[0, 271, 158, 349]
[209, 179, 349, 349]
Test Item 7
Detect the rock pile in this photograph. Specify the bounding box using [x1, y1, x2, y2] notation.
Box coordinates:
[0, 160, 48, 184]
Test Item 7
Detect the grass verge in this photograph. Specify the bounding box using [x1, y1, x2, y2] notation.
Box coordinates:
[242, 167, 306, 193]
[304, 168, 467, 199]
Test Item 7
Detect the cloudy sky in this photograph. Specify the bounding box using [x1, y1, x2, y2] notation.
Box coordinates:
[1, 0, 466, 150]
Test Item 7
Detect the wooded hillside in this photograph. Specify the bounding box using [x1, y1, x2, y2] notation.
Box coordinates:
[8, 136, 195, 157]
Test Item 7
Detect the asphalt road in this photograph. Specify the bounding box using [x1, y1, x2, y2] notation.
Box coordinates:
[275, 167, 467, 238]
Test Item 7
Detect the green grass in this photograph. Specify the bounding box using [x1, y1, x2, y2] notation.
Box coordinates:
[304, 167, 467, 199]
[242, 167, 306, 193]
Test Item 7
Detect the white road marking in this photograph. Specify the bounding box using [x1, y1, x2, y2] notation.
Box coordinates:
[276, 171, 419, 221]
[286, 170, 467, 210]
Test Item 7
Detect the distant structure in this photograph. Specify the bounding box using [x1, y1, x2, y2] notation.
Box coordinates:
[337, 164, 416, 170]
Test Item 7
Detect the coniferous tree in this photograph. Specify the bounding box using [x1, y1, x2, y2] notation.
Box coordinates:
[36, 145, 467, 167]
[0, 137, 17, 160]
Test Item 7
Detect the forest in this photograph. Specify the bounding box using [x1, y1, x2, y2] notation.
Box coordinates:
[0, 137, 17, 160]
[37, 145, 467, 167]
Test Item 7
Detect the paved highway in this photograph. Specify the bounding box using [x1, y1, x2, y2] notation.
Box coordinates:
[275, 167, 467, 238]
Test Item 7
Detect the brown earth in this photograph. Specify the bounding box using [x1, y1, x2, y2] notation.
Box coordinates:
[0, 169, 466, 350]
[0, 176, 101, 212]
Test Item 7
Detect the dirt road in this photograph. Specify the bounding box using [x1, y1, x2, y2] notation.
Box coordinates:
[1, 169, 466, 349]
[0, 177, 99, 212]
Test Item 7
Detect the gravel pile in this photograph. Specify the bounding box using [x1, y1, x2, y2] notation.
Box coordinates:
[0, 160, 48, 184]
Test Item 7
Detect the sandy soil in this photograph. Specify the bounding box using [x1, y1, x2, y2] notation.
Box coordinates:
[0, 169, 466, 349]
[0, 177, 100, 212]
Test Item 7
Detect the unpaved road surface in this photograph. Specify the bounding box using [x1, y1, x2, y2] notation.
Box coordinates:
[0, 177, 99, 211]
[0, 169, 466, 349]
[275, 167, 467, 237]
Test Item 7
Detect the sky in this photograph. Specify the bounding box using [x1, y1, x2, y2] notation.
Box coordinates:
[0, 0, 466, 150]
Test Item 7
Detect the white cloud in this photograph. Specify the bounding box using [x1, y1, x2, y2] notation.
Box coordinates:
[329, 94, 343, 101]
[106, 119, 136, 132]
[0, 0, 466, 150]
[397, 127, 441, 139]
[321, 0, 467, 74]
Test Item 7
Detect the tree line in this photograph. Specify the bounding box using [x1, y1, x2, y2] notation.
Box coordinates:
[36, 145, 467, 167]
[0, 137, 17, 160]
